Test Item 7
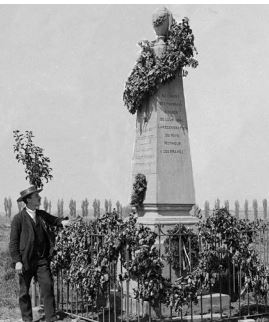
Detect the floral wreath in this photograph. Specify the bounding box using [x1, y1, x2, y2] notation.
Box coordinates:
[123, 17, 198, 115]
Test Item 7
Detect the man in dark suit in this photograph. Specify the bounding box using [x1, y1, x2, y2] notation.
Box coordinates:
[9, 186, 70, 322]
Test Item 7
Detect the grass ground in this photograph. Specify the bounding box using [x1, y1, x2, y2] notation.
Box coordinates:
[0, 249, 80, 321]
[0, 248, 21, 321]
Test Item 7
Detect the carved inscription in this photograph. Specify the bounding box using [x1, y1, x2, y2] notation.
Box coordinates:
[133, 125, 156, 174]
[158, 92, 184, 155]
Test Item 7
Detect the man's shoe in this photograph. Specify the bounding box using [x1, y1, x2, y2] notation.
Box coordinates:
[47, 314, 61, 322]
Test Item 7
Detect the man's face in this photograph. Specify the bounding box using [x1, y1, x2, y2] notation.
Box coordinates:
[27, 192, 41, 210]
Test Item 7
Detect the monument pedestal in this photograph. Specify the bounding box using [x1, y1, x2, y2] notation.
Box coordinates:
[137, 203, 198, 226]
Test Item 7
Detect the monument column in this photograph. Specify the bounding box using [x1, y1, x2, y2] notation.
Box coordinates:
[131, 8, 197, 225]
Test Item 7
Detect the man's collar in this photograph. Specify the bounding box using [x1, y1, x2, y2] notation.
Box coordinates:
[26, 206, 36, 215]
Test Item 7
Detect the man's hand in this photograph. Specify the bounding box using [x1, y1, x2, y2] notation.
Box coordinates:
[61, 220, 71, 228]
[15, 262, 23, 274]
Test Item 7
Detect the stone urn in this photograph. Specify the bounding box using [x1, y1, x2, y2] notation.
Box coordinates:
[152, 7, 171, 38]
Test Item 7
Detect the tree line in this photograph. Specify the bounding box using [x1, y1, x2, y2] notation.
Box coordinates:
[2, 197, 132, 219]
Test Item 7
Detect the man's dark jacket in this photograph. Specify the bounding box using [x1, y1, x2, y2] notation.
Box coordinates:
[9, 208, 63, 271]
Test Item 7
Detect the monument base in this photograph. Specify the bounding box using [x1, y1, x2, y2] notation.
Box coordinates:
[136, 203, 199, 226]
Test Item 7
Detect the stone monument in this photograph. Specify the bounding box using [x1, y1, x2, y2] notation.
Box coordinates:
[131, 7, 197, 225]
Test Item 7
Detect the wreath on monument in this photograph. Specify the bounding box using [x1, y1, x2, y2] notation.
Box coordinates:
[123, 17, 198, 115]
[130, 173, 147, 209]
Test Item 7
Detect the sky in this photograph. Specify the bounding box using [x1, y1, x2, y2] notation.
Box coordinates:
[1, 4, 269, 212]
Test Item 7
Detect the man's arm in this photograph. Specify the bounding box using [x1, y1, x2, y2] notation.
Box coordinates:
[40, 210, 70, 228]
[9, 215, 22, 268]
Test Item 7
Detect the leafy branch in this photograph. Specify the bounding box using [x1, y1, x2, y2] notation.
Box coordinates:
[13, 130, 53, 188]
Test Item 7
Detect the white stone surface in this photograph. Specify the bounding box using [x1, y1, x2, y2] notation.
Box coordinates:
[192, 293, 230, 314]
[132, 74, 195, 206]
[132, 74, 196, 225]
[181, 313, 228, 321]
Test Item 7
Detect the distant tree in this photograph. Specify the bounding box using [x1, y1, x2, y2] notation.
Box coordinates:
[7, 197, 12, 219]
[73, 200, 76, 217]
[263, 199, 267, 221]
[4, 198, 8, 217]
[17, 201, 23, 212]
[244, 200, 249, 220]
[57, 199, 64, 217]
[69, 199, 76, 217]
[81, 199, 89, 217]
[108, 199, 112, 213]
[235, 200, 240, 218]
[81, 200, 84, 216]
[122, 204, 133, 218]
[92, 199, 101, 218]
[43, 197, 49, 212]
[116, 200, 121, 214]
[96, 199, 100, 218]
[224, 200, 229, 212]
[214, 198, 220, 210]
[104, 199, 109, 213]
[48, 201, 52, 213]
[92, 199, 98, 218]
[204, 200, 210, 218]
[253, 199, 258, 220]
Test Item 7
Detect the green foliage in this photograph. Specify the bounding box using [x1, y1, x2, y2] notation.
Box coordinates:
[128, 246, 171, 308]
[163, 224, 199, 276]
[196, 208, 268, 299]
[51, 207, 269, 314]
[123, 17, 198, 114]
[13, 130, 53, 188]
[52, 212, 172, 311]
[166, 273, 199, 313]
[130, 173, 147, 209]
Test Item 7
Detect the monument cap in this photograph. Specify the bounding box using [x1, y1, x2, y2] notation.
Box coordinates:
[17, 186, 42, 202]
[152, 7, 172, 37]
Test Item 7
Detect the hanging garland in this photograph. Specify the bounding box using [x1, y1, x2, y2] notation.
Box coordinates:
[123, 17, 198, 115]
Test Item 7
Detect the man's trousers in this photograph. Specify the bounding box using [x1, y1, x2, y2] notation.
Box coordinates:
[18, 259, 56, 322]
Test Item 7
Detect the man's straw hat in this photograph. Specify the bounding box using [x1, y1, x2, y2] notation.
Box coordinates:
[17, 186, 42, 202]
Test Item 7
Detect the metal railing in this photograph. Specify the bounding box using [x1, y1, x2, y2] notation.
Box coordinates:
[44, 223, 269, 322]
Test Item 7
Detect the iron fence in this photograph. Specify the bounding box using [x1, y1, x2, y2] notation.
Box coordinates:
[31, 223, 269, 322]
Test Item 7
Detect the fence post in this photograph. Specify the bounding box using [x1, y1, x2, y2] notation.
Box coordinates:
[235, 200, 239, 218]
[263, 199, 267, 221]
